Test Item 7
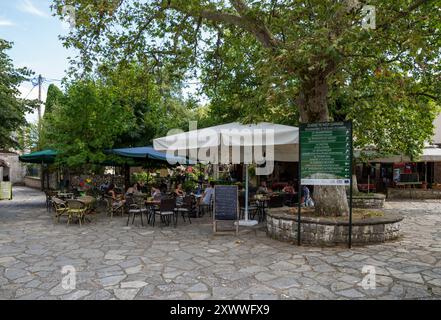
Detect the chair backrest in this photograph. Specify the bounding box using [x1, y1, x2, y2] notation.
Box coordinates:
[182, 195, 193, 208]
[52, 197, 66, 209]
[126, 196, 141, 209]
[238, 195, 245, 207]
[160, 198, 176, 213]
[133, 195, 146, 207]
[268, 195, 284, 208]
[283, 193, 295, 202]
[66, 199, 86, 210]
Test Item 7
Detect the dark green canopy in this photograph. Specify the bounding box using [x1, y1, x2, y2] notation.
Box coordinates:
[19, 149, 57, 164]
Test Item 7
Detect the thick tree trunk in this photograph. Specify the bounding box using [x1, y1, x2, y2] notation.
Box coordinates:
[297, 73, 349, 217]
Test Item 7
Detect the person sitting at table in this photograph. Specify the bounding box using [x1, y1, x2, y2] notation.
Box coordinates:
[100, 180, 110, 192]
[200, 181, 215, 205]
[282, 182, 295, 194]
[301, 186, 314, 207]
[107, 183, 125, 206]
[174, 183, 185, 197]
[257, 181, 271, 195]
[126, 182, 139, 196]
[151, 185, 162, 201]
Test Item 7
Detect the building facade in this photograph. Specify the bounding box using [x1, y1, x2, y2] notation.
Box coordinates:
[0, 150, 26, 184]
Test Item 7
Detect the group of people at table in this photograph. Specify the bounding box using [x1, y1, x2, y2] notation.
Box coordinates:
[105, 181, 215, 213]
[104, 178, 312, 215]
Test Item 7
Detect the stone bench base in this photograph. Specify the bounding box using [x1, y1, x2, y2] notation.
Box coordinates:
[352, 194, 385, 209]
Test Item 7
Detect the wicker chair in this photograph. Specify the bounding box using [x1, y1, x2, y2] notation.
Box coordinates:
[66, 199, 87, 226]
[104, 195, 124, 218]
[52, 197, 68, 223]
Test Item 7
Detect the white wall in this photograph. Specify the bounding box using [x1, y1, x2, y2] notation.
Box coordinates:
[0, 152, 26, 184]
[433, 114, 441, 144]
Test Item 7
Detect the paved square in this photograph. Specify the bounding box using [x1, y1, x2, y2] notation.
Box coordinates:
[0, 187, 440, 300]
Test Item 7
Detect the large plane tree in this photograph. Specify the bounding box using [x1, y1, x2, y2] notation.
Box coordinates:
[53, 0, 441, 216]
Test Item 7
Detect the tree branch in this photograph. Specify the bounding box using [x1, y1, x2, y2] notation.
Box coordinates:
[167, 0, 280, 50]
[377, 0, 432, 30]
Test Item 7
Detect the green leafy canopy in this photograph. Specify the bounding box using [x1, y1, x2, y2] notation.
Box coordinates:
[0, 39, 37, 150]
[52, 0, 441, 159]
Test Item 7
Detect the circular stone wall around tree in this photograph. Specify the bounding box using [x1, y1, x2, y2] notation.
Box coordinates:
[266, 208, 403, 246]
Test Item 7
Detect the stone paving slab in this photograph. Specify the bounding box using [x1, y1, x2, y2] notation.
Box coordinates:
[0, 187, 440, 300]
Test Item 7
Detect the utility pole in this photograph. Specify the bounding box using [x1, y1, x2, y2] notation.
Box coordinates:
[37, 74, 43, 135]
[37, 74, 44, 191]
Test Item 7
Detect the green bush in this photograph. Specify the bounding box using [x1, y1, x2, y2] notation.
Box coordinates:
[132, 172, 154, 185]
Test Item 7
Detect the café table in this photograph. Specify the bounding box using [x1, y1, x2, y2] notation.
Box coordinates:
[145, 199, 161, 225]
[254, 195, 270, 222]
[57, 192, 74, 200]
[77, 195, 97, 222]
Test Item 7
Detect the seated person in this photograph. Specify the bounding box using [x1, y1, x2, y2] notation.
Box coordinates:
[200, 181, 215, 205]
[107, 183, 125, 206]
[150, 185, 162, 201]
[282, 182, 295, 194]
[257, 181, 271, 195]
[301, 186, 314, 207]
[99, 181, 110, 192]
[174, 183, 185, 197]
[125, 182, 139, 196]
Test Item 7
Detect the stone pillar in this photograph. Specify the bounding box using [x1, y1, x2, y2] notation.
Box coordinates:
[0, 167, 3, 182]
[375, 163, 381, 192]
[434, 162, 441, 184]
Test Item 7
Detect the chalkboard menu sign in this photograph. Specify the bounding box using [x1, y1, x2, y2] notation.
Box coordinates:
[214, 185, 238, 221]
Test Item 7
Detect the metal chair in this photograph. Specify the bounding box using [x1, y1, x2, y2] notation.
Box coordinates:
[175, 195, 194, 224]
[152, 198, 176, 227]
[283, 193, 297, 207]
[198, 194, 213, 217]
[239, 195, 259, 220]
[66, 199, 87, 226]
[125, 196, 146, 227]
[45, 190, 57, 212]
[268, 195, 285, 208]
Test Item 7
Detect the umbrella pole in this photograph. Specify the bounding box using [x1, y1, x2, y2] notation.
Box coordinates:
[239, 164, 258, 226]
[245, 164, 249, 221]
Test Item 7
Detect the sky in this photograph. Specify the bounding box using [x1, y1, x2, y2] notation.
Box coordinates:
[0, 0, 73, 123]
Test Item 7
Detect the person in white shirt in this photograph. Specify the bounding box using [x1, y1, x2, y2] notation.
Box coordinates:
[201, 181, 215, 205]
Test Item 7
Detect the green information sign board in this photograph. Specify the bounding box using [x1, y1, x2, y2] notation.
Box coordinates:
[300, 122, 352, 186]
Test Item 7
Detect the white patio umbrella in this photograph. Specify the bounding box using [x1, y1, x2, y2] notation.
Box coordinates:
[153, 122, 299, 226]
[368, 146, 441, 163]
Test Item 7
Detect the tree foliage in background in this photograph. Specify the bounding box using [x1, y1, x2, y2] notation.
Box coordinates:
[42, 80, 133, 167]
[41, 61, 197, 167]
[0, 39, 36, 150]
[44, 84, 65, 115]
[52, 0, 441, 215]
[98, 61, 197, 147]
[52, 0, 441, 156]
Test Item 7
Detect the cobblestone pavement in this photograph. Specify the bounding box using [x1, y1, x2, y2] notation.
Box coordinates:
[0, 187, 440, 300]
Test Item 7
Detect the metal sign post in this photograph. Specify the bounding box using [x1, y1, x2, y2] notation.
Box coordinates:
[297, 133, 302, 246]
[299, 121, 353, 248]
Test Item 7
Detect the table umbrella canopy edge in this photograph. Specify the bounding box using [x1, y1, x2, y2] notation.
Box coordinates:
[106, 146, 191, 164]
[19, 149, 57, 164]
[153, 122, 299, 162]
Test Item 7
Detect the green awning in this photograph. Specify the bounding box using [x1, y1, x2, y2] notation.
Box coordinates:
[19, 149, 57, 164]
